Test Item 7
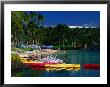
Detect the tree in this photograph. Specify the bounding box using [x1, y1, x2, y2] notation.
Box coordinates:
[11, 11, 45, 46]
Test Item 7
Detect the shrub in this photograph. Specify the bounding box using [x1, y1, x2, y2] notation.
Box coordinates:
[11, 54, 25, 74]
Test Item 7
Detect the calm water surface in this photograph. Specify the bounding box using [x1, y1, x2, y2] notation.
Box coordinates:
[14, 50, 100, 77]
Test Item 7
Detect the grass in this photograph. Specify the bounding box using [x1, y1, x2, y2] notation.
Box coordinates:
[11, 47, 34, 52]
[52, 46, 73, 50]
[11, 47, 17, 51]
[20, 48, 33, 51]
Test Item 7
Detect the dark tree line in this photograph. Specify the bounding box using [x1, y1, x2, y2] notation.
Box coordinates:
[11, 11, 100, 49]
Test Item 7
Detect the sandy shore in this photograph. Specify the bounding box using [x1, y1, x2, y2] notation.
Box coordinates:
[32, 49, 59, 55]
[18, 49, 59, 58]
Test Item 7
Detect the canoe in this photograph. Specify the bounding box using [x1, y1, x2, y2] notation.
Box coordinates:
[24, 62, 57, 68]
[83, 64, 100, 70]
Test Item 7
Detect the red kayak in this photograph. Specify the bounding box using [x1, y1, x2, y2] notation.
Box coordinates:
[24, 62, 57, 70]
[83, 64, 100, 70]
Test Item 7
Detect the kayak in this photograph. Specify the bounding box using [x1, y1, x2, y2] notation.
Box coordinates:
[24, 62, 57, 68]
[83, 64, 100, 70]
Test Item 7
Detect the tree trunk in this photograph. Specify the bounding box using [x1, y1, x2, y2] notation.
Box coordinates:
[84, 43, 87, 48]
[72, 41, 74, 47]
[63, 40, 64, 46]
[74, 41, 76, 48]
[33, 40, 34, 44]
[59, 41, 60, 46]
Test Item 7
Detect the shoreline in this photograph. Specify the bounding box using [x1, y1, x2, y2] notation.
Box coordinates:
[30, 49, 59, 55]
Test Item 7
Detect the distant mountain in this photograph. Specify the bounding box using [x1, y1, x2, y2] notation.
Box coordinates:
[69, 26, 97, 28]
[44, 25, 98, 29]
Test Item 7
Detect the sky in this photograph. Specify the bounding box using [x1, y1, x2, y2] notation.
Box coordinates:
[35, 11, 100, 27]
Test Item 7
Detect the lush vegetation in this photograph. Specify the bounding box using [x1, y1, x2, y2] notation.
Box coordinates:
[11, 54, 25, 75]
[11, 11, 100, 49]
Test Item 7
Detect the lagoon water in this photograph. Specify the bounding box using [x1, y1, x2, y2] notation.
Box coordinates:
[14, 50, 100, 77]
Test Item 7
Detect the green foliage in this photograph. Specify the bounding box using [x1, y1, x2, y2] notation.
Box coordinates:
[11, 54, 25, 74]
[52, 46, 73, 50]
[11, 47, 25, 52]
[11, 11, 44, 46]
[20, 48, 33, 51]
[11, 47, 17, 51]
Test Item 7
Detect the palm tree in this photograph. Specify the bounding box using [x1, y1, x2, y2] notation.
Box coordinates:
[37, 13, 44, 26]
